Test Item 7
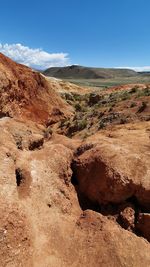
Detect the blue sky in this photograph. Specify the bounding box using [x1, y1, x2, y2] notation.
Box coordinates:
[0, 0, 150, 70]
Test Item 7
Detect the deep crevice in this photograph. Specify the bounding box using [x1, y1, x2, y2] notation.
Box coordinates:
[71, 161, 78, 186]
[71, 163, 150, 242]
[76, 188, 100, 212]
[28, 138, 44, 151]
[16, 168, 24, 186]
[0, 111, 11, 119]
[15, 168, 31, 198]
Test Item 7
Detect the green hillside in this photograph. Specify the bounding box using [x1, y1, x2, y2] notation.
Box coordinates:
[43, 65, 138, 79]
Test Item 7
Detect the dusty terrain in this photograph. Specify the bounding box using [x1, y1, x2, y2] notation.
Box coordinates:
[0, 53, 150, 267]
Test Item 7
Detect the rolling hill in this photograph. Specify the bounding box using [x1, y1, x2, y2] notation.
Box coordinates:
[43, 65, 138, 79]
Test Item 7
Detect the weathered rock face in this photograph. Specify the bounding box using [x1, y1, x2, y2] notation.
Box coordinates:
[0, 54, 150, 266]
[72, 123, 150, 210]
[0, 53, 72, 124]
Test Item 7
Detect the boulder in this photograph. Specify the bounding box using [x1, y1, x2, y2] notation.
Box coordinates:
[72, 123, 150, 209]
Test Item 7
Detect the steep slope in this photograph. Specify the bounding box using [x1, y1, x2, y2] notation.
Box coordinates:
[0, 53, 72, 124]
[43, 65, 138, 79]
[45, 76, 91, 94]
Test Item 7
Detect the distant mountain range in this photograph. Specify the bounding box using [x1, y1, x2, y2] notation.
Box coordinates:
[138, 71, 150, 76]
[43, 65, 138, 79]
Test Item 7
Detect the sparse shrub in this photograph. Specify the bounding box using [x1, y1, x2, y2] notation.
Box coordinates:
[143, 87, 150, 96]
[93, 103, 102, 109]
[130, 102, 137, 108]
[99, 121, 105, 129]
[74, 143, 94, 156]
[81, 106, 88, 112]
[119, 118, 127, 124]
[82, 132, 92, 139]
[108, 92, 120, 103]
[60, 118, 70, 128]
[130, 87, 138, 94]
[108, 107, 113, 112]
[78, 119, 87, 130]
[74, 102, 82, 111]
[74, 101, 88, 112]
[98, 112, 104, 119]
[72, 93, 83, 101]
[62, 92, 74, 101]
[91, 109, 99, 116]
[88, 93, 102, 106]
[67, 118, 87, 136]
[136, 88, 150, 97]
[101, 99, 108, 105]
[121, 91, 130, 101]
[137, 102, 147, 113]
[43, 126, 52, 139]
[111, 103, 116, 107]
[66, 100, 74, 105]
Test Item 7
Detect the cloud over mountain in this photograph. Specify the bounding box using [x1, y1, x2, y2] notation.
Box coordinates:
[116, 66, 150, 72]
[0, 43, 69, 69]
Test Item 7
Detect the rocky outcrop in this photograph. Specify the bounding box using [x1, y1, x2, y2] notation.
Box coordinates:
[0, 53, 72, 124]
[71, 123, 150, 244]
[72, 123, 150, 209]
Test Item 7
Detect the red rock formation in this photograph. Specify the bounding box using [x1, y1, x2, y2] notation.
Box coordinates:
[0, 52, 72, 124]
[72, 123, 150, 209]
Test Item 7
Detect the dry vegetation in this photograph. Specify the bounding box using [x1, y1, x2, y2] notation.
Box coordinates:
[57, 85, 150, 138]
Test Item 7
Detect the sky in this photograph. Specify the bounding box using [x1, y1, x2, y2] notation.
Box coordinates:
[0, 0, 150, 70]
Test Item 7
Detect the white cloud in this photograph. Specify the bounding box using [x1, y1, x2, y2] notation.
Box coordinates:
[0, 43, 70, 69]
[129, 66, 150, 72]
[116, 66, 150, 72]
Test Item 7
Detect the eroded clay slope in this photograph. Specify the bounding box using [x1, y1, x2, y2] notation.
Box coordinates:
[0, 53, 72, 124]
[72, 122, 150, 207]
[0, 117, 150, 267]
[72, 122, 150, 240]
